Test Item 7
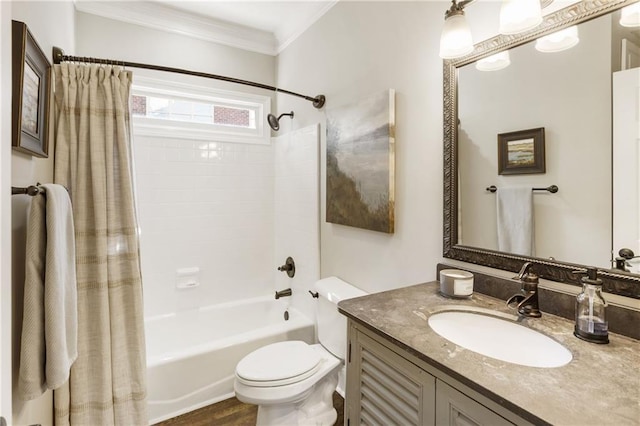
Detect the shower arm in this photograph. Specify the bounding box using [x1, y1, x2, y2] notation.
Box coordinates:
[277, 112, 294, 120]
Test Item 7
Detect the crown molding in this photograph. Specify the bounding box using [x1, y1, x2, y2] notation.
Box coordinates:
[276, 0, 338, 53]
[74, 1, 279, 55]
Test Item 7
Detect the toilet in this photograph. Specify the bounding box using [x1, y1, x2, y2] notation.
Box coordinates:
[234, 277, 366, 426]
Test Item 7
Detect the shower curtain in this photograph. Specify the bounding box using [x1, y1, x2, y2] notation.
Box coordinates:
[52, 63, 147, 425]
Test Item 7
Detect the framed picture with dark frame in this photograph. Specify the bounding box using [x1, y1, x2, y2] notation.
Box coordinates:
[497, 127, 545, 175]
[12, 20, 51, 158]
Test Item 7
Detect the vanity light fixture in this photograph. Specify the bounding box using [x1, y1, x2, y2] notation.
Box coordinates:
[439, 0, 474, 59]
[476, 51, 511, 71]
[440, 0, 551, 59]
[620, 3, 640, 27]
[535, 25, 579, 53]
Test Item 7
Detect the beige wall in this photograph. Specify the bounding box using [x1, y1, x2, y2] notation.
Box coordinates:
[75, 12, 276, 99]
[276, 1, 448, 293]
[9, 2, 75, 425]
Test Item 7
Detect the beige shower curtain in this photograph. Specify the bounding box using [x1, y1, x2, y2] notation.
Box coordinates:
[52, 63, 147, 425]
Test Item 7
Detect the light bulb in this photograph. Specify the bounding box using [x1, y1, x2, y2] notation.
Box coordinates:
[620, 3, 640, 27]
[476, 51, 511, 71]
[439, 12, 474, 59]
[499, 0, 543, 35]
[535, 25, 579, 53]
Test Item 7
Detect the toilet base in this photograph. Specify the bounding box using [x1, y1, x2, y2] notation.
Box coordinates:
[255, 372, 338, 426]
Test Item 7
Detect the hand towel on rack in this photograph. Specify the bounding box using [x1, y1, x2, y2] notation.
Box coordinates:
[18, 184, 77, 400]
[496, 186, 535, 256]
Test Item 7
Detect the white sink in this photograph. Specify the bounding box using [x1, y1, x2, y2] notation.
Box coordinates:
[428, 308, 572, 368]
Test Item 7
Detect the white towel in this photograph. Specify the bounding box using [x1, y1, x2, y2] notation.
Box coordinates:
[18, 184, 78, 400]
[496, 186, 535, 256]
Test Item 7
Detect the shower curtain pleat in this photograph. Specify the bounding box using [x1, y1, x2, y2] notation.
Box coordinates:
[52, 63, 148, 426]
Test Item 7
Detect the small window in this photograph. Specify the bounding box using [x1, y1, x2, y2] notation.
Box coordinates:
[131, 77, 270, 144]
[213, 106, 252, 127]
[132, 95, 147, 116]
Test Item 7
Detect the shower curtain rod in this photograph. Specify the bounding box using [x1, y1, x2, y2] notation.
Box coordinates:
[52, 47, 326, 109]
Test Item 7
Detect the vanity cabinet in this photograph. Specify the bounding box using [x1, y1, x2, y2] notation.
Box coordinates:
[345, 320, 527, 426]
[345, 325, 436, 424]
[435, 381, 512, 426]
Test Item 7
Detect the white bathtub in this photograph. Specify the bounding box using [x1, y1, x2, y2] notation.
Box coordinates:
[145, 296, 315, 424]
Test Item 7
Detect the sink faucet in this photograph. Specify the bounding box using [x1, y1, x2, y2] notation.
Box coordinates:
[614, 248, 637, 272]
[507, 262, 542, 318]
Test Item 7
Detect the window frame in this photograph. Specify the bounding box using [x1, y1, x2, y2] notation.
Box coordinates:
[131, 76, 271, 145]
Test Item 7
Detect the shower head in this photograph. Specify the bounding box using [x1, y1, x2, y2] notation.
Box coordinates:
[267, 111, 294, 131]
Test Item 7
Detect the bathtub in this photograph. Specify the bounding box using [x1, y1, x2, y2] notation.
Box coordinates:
[145, 296, 315, 424]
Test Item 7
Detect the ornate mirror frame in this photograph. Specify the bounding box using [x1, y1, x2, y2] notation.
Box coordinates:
[443, 0, 640, 299]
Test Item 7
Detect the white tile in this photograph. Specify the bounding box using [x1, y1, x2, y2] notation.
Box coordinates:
[134, 127, 319, 319]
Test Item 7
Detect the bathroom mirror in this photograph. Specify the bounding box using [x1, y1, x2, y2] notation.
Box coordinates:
[443, 0, 640, 299]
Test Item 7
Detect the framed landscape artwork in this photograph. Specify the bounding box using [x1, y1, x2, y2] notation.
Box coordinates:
[497, 127, 545, 175]
[326, 89, 395, 233]
[12, 20, 51, 158]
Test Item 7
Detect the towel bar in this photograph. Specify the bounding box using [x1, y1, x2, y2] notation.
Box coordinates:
[11, 184, 70, 196]
[12, 185, 41, 196]
[486, 185, 558, 193]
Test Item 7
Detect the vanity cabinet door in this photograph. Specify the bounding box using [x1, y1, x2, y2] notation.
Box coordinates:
[346, 324, 436, 426]
[435, 381, 513, 426]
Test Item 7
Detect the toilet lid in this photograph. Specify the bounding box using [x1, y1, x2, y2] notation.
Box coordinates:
[236, 341, 322, 386]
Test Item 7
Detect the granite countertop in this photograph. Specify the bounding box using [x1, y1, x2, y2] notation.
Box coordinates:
[338, 282, 640, 426]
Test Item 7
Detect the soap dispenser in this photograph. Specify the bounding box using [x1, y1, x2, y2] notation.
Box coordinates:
[573, 268, 609, 344]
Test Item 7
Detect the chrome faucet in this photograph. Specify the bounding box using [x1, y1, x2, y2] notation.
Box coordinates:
[275, 288, 292, 299]
[506, 262, 542, 318]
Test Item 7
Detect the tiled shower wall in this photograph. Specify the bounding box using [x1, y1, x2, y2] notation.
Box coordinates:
[134, 137, 275, 318]
[273, 125, 320, 320]
[134, 124, 320, 319]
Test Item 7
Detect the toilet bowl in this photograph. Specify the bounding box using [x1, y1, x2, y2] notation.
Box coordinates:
[233, 277, 366, 426]
[235, 341, 340, 425]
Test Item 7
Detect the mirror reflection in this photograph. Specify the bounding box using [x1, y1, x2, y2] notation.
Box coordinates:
[456, 10, 639, 272]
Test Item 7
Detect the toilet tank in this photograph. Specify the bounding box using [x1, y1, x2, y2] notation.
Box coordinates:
[315, 277, 367, 360]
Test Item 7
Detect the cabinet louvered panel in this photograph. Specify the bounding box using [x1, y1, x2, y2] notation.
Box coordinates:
[347, 329, 435, 426]
[360, 348, 420, 425]
[435, 381, 514, 426]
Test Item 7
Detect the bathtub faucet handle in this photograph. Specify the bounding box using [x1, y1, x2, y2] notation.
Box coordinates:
[275, 288, 292, 299]
[277, 257, 296, 278]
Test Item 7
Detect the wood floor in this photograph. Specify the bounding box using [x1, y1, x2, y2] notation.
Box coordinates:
[157, 392, 344, 426]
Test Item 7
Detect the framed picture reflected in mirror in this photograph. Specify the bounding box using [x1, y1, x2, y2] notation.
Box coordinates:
[497, 127, 545, 175]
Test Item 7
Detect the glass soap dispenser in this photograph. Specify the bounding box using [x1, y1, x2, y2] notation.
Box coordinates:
[573, 268, 609, 344]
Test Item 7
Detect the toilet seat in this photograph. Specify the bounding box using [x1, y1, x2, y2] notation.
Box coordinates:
[234, 343, 341, 407]
[236, 341, 322, 387]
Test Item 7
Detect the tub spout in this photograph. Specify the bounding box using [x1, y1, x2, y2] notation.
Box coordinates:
[275, 288, 292, 299]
